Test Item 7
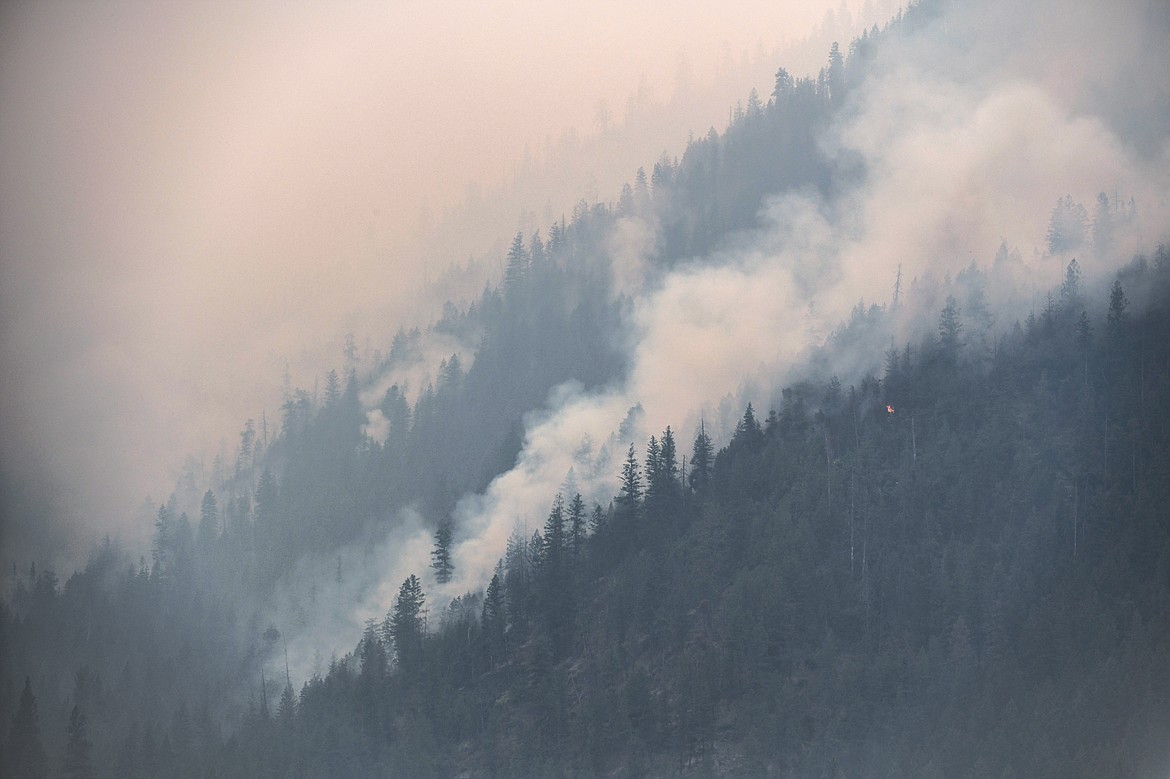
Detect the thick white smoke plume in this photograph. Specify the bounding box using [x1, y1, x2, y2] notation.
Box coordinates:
[263, 0, 1170, 673]
[441, 0, 1170, 596]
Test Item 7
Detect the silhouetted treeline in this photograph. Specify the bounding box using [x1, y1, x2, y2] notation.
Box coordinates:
[4, 2, 1169, 774]
[214, 252, 1170, 778]
[6, 247, 1168, 777]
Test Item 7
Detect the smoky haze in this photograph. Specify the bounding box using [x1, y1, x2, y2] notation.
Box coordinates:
[440, 0, 1170, 595]
[0, 0, 858, 574]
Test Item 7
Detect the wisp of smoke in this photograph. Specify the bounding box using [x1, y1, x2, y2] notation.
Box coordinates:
[262, 0, 1170, 670]
[436, 0, 1170, 603]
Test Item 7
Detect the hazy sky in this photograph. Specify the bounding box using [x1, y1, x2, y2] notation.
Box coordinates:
[0, 0, 852, 571]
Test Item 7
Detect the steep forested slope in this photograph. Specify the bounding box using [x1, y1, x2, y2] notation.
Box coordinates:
[4, 1, 1170, 776]
[0, 21, 871, 775]
[193, 252, 1169, 778]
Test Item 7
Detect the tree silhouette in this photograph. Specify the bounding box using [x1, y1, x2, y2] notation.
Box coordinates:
[7, 677, 48, 779]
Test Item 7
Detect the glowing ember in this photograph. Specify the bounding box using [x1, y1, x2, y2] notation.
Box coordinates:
[886, 405, 895, 414]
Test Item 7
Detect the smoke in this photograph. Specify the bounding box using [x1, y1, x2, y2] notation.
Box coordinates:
[439, 0, 1170, 595]
[4, 0, 1167, 676]
[1, 0, 860, 576]
[163, 0, 1170, 677]
[257, 505, 434, 685]
[359, 329, 475, 443]
[217, 0, 1170, 666]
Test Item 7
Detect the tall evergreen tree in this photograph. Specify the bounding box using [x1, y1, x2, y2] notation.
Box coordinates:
[7, 677, 48, 779]
[634, 167, 650, 213]
[826, 41, 846, 103]
[504, 232, 527, 289]
[1107, 279, 1129, 331]
[1060, 258, 1082, 307]
[643, 436, 662, 505]
[938, 295, 963, 356]
[646, 428, 680, 523]
[431, 518, 455, 584]
[359, 619, 389, 683]
[658, 427, 679, 495]
[567, 493, 587, 558]
[198, 489, 219, 548]
[324, 369, 341, 405]
[277, 682, 297, 726]
[589, 503, 608, 535]
[731, 403, 763, 449]
[482, 571, 506, 669]
[1047, 194, 1088, 256]
[541, 494, 566, 566]
[617, 444, 643, 513]
[529, 230, 546, 267]
[63, 704, 93, 779]
[503, 528, 534, 644]
[380, 384, 411, 447]
[537, 495, 574, 655]
[689, 421, 713, 491]
[386, 575, 426, 665]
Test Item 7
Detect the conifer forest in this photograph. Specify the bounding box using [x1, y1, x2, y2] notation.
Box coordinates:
[2, 0, 1169, 776]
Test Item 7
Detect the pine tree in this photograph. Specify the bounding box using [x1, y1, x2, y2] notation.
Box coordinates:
[547, 219, 564, 252]
[254, 469, 278, 526]
[746, 86, 763, 117]
[529, 230, 545, 267]
[198, 489, 219, 548]
[731, 404, 763, 449]
[689, 421, 713, 491]
[634, 167, 650, 213]
[826, 41, 846, 103]
[541, 494, 566, 567]
[152, 502, 174, 573]
[617, 182, 635, 216]
[1107, 279, 1128, 331]
[277, 682, 297, 726]
[386, 575, 426, 665]
[646, 428, 680, 523]
[589, 503, 608, 535]
[431, 518, 454, 584]
[504, 232, 527, 289]
[938, 295, 963, 356]
[1060, 258, 1082, 308]
[380, 383, 412, 459]
[773, 66, 794, 103]
[537, 495, 574, 657]
[1047, 194, 1088, 256]
[659, 427, 679, 496]
[643, 436, 661, 505]
[503, 528, 534, 643]
[324, 369, 341, 405]
[8, 677, 48, 779]
[567, 493, 587, 558]
[482, 571, 506, 669]
[235, 418, 256, 480]
[359, 619, 388, 683]
[617, 444, 643, 513]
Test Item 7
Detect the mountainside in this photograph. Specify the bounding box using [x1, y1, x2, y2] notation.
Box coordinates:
[3, 0, 1170, 776]
[248, 253, 1170, 778]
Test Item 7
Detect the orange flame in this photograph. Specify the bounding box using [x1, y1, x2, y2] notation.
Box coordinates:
[886, 405, 895, 414]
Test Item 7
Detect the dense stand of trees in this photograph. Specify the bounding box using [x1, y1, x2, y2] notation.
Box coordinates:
[3, 2, 1169, 775]
[6, 250, 1168, 776]
[227, 254, 1170, 777]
